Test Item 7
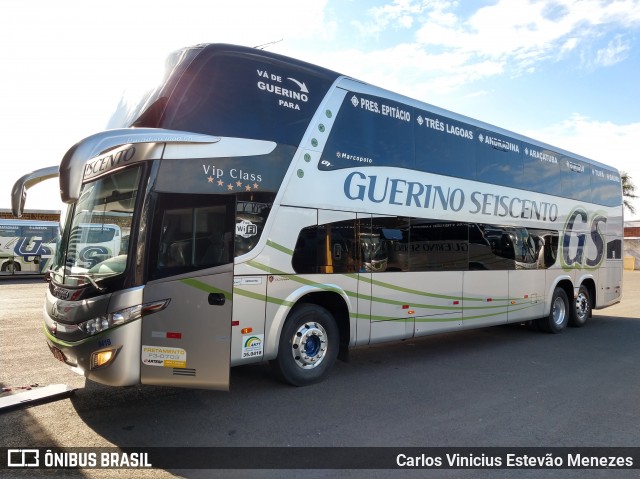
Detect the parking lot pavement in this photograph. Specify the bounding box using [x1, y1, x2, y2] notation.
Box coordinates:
[0, 271, 638, 479]
[596, 270, 639, 318]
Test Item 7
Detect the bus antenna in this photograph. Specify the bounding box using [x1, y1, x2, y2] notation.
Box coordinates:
[254, 39, 283, 50]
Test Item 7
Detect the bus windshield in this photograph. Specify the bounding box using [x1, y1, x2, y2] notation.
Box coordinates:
[52, 166, 142, 286]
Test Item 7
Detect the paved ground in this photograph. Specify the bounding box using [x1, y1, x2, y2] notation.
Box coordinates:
[1, 272, 639, 479]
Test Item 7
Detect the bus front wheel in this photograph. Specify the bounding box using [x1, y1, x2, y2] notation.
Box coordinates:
[537, 287, 569, 333]
[271, 304, 339, 387]
[1, 260, 20, 273]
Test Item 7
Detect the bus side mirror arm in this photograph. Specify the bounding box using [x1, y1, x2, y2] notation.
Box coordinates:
[11, 166, 59, 217]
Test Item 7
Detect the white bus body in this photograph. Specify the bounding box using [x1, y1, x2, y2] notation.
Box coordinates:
[12, 44, 622, 390]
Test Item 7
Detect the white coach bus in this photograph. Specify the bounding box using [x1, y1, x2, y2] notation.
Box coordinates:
[12, 44, 622, 389]
[0, 219, 59, 274]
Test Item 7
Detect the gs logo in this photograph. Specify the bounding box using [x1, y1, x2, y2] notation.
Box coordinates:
[561, 207, 607, 270]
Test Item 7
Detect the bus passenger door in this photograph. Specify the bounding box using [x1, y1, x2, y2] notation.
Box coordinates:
[140, 195, 235, 390]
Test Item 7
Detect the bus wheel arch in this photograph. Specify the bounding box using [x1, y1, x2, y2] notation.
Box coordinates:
[537, 282, 571, 333]
[1, 259, 21, 273]
[270, 292, 348, 386]
[570, 281, 594, 327]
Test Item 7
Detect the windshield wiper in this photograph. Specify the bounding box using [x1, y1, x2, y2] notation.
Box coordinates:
[66, 273, 107, 293]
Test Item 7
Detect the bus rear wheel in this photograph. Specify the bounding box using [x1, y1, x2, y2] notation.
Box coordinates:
[537, 287, 569, 333]
[570, 285, 591, 327]
[271, 304, 339, 387]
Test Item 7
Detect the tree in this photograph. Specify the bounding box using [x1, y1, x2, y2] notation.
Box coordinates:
[621, 171, 638, 215]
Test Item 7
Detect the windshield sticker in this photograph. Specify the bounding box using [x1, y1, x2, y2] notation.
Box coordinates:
[236, 220, 258, 238]
[141, 345, 186, 368]
[202, 165, 263, 192]
[242, 334, 264, 359]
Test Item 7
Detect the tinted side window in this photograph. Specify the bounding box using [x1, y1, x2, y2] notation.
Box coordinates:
[469, 224, 516, 270]
[320, 93, 414, 171]
[409, 220, 468, 271]
[590, 166, 622, 207]
[476, 131, 523, 188]
[469, 224, 557, 270]
[415, 112, 476, 179]
[149, 194, 235, 280]
[292, 219, 358, 274]
[160, 53, 334, 147]
[293, 215, 559, 273]
[320, 92, 615, 207]
[368, 217, 411, 272]
[521, 144, 561, 195]
[560, 157, 591, 202]
[529, 229, 559, 268]
[235, 193, 275, 257]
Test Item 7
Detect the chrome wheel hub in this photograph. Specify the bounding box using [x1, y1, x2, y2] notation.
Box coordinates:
[575, 293, 589, 321]
[552, 296, 567, 326]
[291, 321, 328, 369]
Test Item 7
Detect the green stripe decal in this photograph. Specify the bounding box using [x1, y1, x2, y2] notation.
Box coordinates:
[234, 242, 546, 324]
[248, 258, 517, 311]
[359, 275, 468, 301]
[247, 260, 360, 299]
[180, 278, 232, 300]
[266, 239, 294, 256]
[233, 286, 295, 307]
[262, 240, 523, 304]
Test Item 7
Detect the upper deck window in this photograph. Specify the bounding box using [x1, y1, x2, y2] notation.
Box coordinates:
[321, 91, 621, 207]
[153, 48, 336, 147]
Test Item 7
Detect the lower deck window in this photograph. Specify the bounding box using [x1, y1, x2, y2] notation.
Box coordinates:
[292, 216, 559, 274]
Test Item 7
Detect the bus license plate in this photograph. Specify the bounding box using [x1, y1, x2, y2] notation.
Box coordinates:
[48, 344, 67, 363]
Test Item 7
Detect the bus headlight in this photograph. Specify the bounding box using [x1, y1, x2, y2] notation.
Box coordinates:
[80, 316, 111, 335]
[78, 300, 169, 336]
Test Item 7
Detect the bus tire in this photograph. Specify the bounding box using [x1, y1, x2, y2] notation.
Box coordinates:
[537, 287, 569, 333]
[570, 285, 591, 327]
[1, 260, 20, 273]
[271, 304, 339, 387]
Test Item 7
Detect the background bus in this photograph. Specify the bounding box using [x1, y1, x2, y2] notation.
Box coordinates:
[67, 223, 123, 269]
[0, 219, 59, 274]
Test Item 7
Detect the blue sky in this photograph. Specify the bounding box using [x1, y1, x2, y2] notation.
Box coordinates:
[1, 0, 639, 217]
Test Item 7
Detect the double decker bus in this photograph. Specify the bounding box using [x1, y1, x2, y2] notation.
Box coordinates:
[12, 44, 622, 389]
